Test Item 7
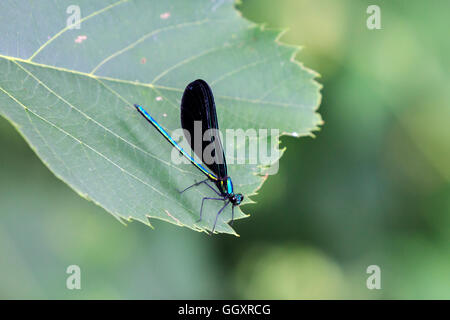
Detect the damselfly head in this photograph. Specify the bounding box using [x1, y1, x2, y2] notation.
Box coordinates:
[231, 193, 243, 206]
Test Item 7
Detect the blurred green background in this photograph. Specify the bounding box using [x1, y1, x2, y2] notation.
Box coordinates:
[1, 0, 449, 299]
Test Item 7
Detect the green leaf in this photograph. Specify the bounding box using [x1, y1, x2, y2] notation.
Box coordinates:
[0, 0, 322, 235]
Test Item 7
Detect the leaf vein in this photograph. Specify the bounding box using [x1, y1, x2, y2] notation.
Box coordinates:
[28, 0, 131, 61]
[90, 18, 210, 75]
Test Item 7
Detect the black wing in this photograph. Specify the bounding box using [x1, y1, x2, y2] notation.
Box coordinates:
[180, 79, 227, 179]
